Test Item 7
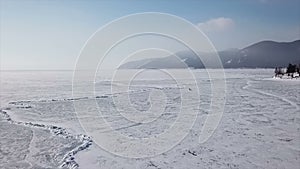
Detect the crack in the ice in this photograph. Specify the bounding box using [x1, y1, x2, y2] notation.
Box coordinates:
[0, 109, 93, 169]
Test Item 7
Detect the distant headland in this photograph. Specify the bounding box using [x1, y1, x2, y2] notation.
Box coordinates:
[119, 40, 300, 69]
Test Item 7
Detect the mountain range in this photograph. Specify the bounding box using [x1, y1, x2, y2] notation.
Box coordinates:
[119, 40, 300, 69]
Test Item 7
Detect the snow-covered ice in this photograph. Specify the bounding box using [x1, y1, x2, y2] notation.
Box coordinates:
[0, 69, 299, 169]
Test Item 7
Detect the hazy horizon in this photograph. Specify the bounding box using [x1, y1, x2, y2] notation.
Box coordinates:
[1, 0, 299, 70]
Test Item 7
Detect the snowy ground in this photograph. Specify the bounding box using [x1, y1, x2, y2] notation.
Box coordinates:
[0, 69, 299, 169]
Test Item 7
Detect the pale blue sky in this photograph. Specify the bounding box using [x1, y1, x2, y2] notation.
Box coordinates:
[1, 0, 299, 70]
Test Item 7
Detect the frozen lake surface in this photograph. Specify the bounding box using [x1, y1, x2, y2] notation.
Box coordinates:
[0, 69, 299, 169]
